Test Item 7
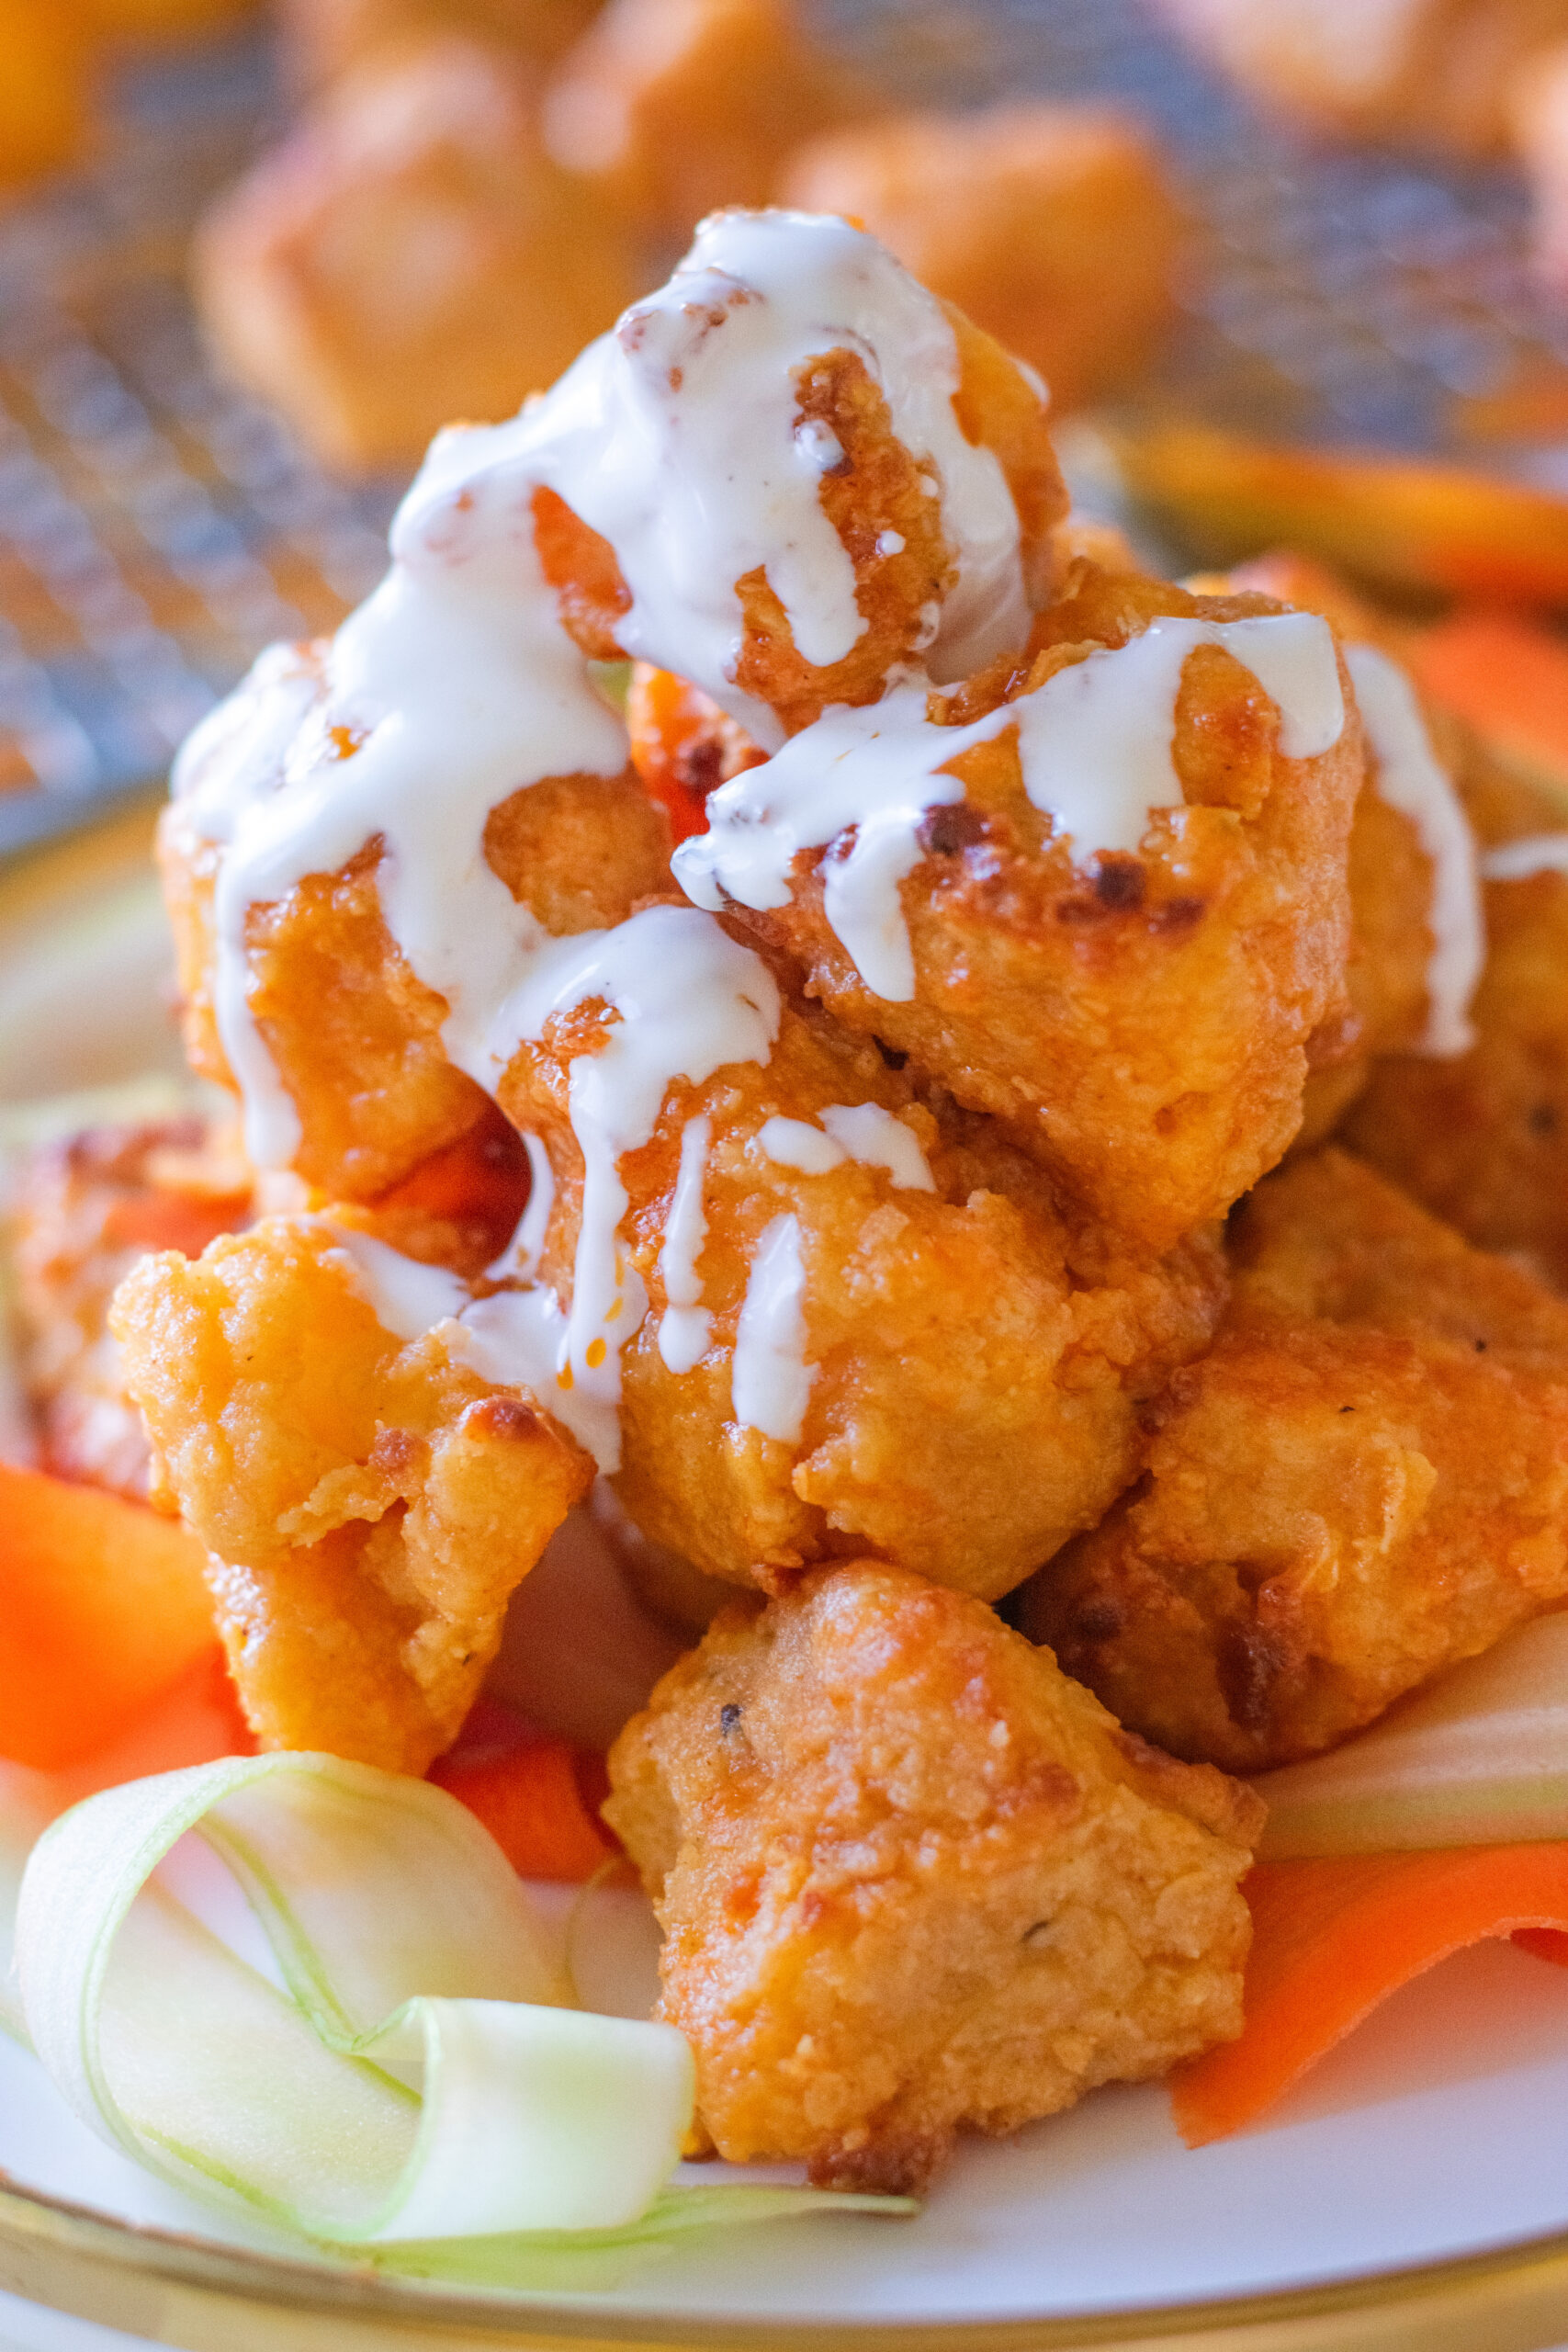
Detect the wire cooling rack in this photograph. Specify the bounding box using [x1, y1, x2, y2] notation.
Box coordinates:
[3, 0, 1567, 856]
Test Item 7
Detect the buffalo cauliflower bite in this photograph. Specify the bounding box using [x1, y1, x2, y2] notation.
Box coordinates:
[1021, 1148, 1568, 1773]
[530, 297, 1066, 739]
[1343, 755, 1568, 1292]
[110, 1216, 592, 1773]
[542, 0, 855, 242]
[1220, 554, 1482, 1148]
[605, 1561, 1261, 2194]
[196, 36, 639, 473]
[499, 987, 1226, 1600]
[161, 705, 673, 1204]
[782, 103, 1179, 415]
[693, 561, 1362, 1252]
[1153, 0, 1568, 157]
[10, 1119, 253, 1499]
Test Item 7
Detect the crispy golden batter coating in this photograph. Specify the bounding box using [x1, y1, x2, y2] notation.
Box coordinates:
[110, 1216, 592, 1772]
[782, 105, 1179, 415]
[500, 992, 1226, 1600]
[1154, 0, 1568, 157]
[542, 0, 853, 240]
[530, 304, 1066, 737]
[10, 1120, 253, 1500]
[1222, 556, 1448, 1146]
[1020, 1149, 1568, 1772]
[1344, 757, 1568, 1291]
[161, 741, 671, 1202]
[605, 1561, 1260, 2193]
[709, 563, 1362, 1252]
[196, 37, 639, 473]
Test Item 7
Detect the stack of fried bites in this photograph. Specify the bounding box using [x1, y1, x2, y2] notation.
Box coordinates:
[26, 211, 1568, 2196]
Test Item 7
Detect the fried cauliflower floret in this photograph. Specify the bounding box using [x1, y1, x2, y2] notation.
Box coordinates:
[1153, 0, 1568, 157]
[110, 1216, 592, 1773]
[782, 104, 1179, 415]
[542, 0, 854, 241]
[1344, 766, 1568, 1291]
[500, 968, 1226, 1600]
[696, 562, 1362, 1253]
[277, 0, 602, 88]
[196, 36, 639, 473]
[1020, 1148, 1568, 1773]
[529, 288, 1066, 738]
[10, 1119, 253, 1500]
[1223, 554, 1476, 1146]
[162, 644, 671, 1202]
[606, 1561, 1261, 2194]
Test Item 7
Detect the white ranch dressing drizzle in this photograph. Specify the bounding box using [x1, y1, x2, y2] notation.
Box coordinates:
[1344, 643, 1483, 1057]
[730, 1214, 815, 1445]
[759, 1103, 935, 1190]
[658, 1114, 714, 1375]
[821, 1102, 936, 1190]
[422, 209, 1032, 753]
[1481, 834, 1568, 883]
[676, 610, 1346, 1001]
[324, 1220, 620, 1466]
[488, 905, 781, 1438]
[177, 451, 629, 1170]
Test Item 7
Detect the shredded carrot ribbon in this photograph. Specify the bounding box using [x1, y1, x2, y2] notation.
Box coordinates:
[0, 1460, 218, 1770]
[431, 1701, 615, 1883]
[1171, 1845, 1568, 2146]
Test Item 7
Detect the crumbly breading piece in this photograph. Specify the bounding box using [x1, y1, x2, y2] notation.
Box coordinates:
[11, 1119, 253, 1500]
[1343, 759, 1568, 1292]
[1020, 1149, 1568, 1773]
[1154, 0, 1568, 157]
[704, 562, 1362, 1252]
[542, 0, 854, 241]
[161, 705, 672, 1202]
[605, 1561, 1261, 2194]
[110, 1216, 592, 1773]
[530, 301, 1066, 738]
[196, 36, 639, 473]
[500, 991, 1227, 1600]
[782, 105, 1179, 415]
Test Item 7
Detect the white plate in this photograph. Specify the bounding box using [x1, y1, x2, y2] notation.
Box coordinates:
[6, 812, 1568, 2350]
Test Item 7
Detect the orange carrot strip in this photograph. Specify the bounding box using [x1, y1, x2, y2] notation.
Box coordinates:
[39, 1645, 254, 1810]
[432, 1724, 615, 1883]
[1170, 1846, 1568, 2147]
[626, 664, 715, 846]
[1114, 423, 1568, 608]
[0, 1460, 216, 1770]
[1413, 610, 1568, 797]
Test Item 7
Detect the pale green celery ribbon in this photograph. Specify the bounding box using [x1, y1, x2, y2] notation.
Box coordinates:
[1254, 1612, 1568, 1860]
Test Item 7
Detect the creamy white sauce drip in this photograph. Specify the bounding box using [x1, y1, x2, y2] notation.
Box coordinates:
[183, 458, 629, 1170]
[488, 905, 781, 1446]
[676, 611, 1346, 1001]
[324, 1220, 618, 1467]
[658, 1114, 713, 1375]
[1481, 834, 1568, 882]
[730, 1214, 815, 1444]
[820, 1101, 936, 1189]
[1345, 643, 1483, 1057]
[325, 1225, 469, 1340]
[759, 1102, 935, 1189]
[411, 210, 1032, 752]
[179, 208, 1040, 1182]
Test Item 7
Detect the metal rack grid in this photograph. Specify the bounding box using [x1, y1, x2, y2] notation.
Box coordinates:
[2, 0, 1566, 856]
